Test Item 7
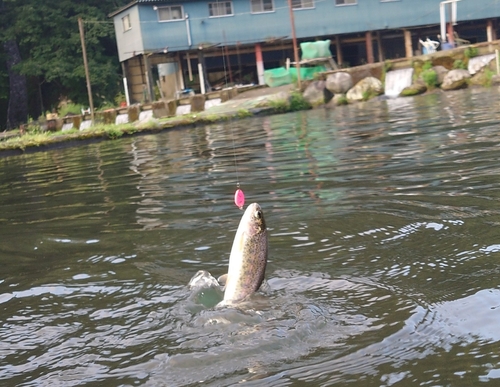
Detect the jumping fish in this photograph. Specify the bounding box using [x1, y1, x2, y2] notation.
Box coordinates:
[221, 202, 268, 305]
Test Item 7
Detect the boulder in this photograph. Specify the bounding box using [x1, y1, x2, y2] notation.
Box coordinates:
[401, 81, 427, 96]
[325, 94, 348, 108]
[491, 74, 500, 85]
[468, 54, 496, 75]
[441, 69, 471, 90]
[346, 76, 383, 102]
[303, 80, 332, 105]
[432, 65, 448, 86]
[326, 72, 353, 94]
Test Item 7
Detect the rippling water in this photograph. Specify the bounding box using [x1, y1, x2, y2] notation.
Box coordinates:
[2, 88, 500, 386]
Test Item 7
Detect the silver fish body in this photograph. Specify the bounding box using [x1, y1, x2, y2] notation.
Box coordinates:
[222, 203, 268, 304]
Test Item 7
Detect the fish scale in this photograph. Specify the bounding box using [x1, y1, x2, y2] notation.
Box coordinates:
[222, 203, 268, 304]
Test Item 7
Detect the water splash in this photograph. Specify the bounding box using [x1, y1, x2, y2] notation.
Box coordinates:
[385, 68, 414, 97]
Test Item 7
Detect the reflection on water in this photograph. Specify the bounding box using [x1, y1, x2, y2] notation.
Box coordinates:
[1, 88, 500, 386]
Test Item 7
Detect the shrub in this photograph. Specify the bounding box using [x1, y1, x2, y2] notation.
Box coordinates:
[289, 92, 312, 111]
[464, 46, 478, 59]
[59, 103, 83, 117]
[422, 61, 433, 71]
[453, 59, 467, 70]
[422, 69, 438, 88]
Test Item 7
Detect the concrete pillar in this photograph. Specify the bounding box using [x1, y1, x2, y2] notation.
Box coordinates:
[72, 116, 82, 130]
[365, 31, 374, 64]
[102, 109, 117, 125]
[220, 89, 231, 102]
[143, 54, 154, 102]
[128, 105, 140, 123]
[152, 101, 168, 118]
[255, 43, 265, 85]
[403, 29, 413, 58]
[166, 100, 178, 116]
[335, 36, 343, 66]
[55, 119, 63, 131]
[190, 94, 206, 112]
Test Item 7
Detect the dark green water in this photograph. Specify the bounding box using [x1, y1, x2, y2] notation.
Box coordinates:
[2, 88, 500, 386]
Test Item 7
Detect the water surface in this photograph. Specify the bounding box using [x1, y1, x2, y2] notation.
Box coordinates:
[1, 88, 500, 386]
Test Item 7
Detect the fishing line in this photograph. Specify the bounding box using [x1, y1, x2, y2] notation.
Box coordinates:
[212, 2, 245, 209]
[231, 125, 245, 210]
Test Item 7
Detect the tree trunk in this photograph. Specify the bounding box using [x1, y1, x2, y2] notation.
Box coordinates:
[4, 39, 28, 130]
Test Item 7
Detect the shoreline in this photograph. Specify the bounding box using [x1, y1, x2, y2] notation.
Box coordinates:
[1, 41, 499, 157]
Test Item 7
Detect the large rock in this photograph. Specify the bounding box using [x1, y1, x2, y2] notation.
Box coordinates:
[325, 94, 348, 108]
[326, 72, 353, 94]
[346, 76, 383, 102]
[432, 65, 448, 86]
[441, 69, 471, 90]
[401, 81, 427, 96]
[468, 54, 496, 75]
[303, 80, 332, 105]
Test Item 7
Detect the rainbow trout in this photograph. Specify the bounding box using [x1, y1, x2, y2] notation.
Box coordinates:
[221, 203, 268, 305]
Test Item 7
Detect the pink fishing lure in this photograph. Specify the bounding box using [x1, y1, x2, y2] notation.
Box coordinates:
[234, 188, 245, 209]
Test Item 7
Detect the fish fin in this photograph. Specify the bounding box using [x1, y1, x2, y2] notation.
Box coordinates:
[258, 279, 271, 293]
[217, 273, 228, 287]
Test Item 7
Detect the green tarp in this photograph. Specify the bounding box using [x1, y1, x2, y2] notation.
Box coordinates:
[263, 65, 327, 88]
[263, 40, 332, 87]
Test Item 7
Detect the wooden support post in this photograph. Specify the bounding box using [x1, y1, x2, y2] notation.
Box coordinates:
[365, 31, 374, 64]
[335, 36, 343, 67]
[447, 22, 455, 46]
[287, 0, 301, 89]
[78, 18, 95, 126]
[376, 31, 384, 62]
[403, 29, 413, 58]
[487, 19, 496, 42]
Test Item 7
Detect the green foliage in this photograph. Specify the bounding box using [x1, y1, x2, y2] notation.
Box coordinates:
[268, 99, 289, 114]
[59, 103, 83, 117]
[289, 92, 311, 111]
[453, 59, 467, 70]
[422, 69, 438, 88]
[464, 46, 478, 59]
[362, 90, 379, 101]
[422, 61, 433, 71]
[236, 109, 252, 118]
[335, 95, 348, 105]
[268, 92, 312, 113]
[484, 68, 495, 86]
[384, 60, 393, 73]
[381, 61, 393, 84]
[114, 92, 126, 107]
[0, 0, 129, 127]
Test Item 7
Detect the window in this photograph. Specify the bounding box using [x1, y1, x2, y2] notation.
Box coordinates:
[292, 0, 314, 9]
[335, 0, 356, 5]
[209, 1, 233, 16]
[122, 14, 131, 31]
[158, 6, 184, 21]
[251, 0, 274, 13]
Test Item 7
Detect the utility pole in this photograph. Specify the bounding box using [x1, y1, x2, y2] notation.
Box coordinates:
[78, 17, 95, 126]
[287, 0, 301, 90]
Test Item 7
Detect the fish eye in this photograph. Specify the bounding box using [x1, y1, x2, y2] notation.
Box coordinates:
[255, 210, 262, 219]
